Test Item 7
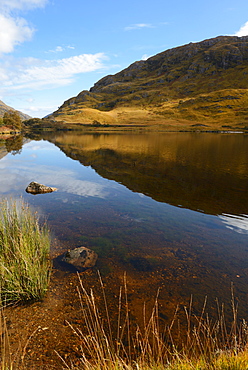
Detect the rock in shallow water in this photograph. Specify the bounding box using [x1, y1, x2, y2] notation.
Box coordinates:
[26, 181, 57, 194]
[62, 246, 98, 271]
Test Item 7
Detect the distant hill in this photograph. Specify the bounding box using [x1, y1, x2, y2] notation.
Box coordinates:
[0, 100, 31, 121]
[48, 36, 248, 131]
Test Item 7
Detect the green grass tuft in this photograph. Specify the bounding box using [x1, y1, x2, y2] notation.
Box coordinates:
[0, 198, 51, 304]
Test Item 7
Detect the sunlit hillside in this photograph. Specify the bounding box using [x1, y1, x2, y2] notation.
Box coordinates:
[47, 36, 248, 131]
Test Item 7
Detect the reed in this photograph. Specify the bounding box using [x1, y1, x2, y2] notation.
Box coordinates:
[63, 273, 248, 370]
[0, 198, 51, 304]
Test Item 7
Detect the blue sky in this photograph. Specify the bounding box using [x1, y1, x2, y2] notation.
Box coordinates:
[1, 0, 248, 118]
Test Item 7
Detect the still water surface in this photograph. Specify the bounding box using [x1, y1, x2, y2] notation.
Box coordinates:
[0, 132, 247, 322]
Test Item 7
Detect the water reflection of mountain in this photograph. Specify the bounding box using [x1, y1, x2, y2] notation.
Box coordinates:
[0, 135, 29, 158]
[45, 132, 248, 216]
[0, 143, 8, 160]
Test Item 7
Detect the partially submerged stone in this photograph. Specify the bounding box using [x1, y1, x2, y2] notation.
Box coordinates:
[26, 181, 57, 195]
[62, 246, 98, 271]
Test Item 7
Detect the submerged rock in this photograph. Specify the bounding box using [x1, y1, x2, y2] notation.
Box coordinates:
[26, 181, 57, 195]
[129, 257, 152, 272]
[61, 246, 98, 271]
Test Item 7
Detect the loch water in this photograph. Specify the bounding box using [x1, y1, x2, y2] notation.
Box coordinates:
[0, 131, 248, 324]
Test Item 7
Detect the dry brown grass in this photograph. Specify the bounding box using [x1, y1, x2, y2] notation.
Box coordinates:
[57, 274, 248, 370]
[51, 89, 248, 132]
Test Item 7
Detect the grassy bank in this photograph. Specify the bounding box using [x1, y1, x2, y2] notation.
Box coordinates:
[0, 198, 51, 304]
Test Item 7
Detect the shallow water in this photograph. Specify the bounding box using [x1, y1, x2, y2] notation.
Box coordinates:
[1, 132, 248, 323]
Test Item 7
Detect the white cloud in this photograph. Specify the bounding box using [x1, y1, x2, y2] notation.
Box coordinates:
[0, 14, 34, 54]
[48, 45, 76, 53]
[0, 66, 9, 81]
[54, 46, 64, 52]
[8, 53, 106, 89]
[141, 54, 151, 61]
[125, 23, 154, 31]
[234, 21, 248, 36]
[25, 105, 49, 113]
[0, 0, 48, 55]
[0, 0, 48, 12]
[23, 104, 57, 117]
[0, 53, 106, 91]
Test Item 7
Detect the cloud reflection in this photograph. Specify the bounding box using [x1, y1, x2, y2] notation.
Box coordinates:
[24, 141, 58, 151]
[0, 154, 108, 199]
[219, 213, 248, 234]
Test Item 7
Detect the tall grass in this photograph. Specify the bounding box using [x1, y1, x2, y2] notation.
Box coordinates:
[62, 273, 248, 370]
[0, 198, 51, 304]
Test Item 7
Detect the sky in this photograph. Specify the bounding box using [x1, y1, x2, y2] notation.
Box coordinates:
[1, 0, 248, 118]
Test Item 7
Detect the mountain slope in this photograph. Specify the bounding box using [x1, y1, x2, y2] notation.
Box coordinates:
[49, 36, 248, 130]
[0, 100, 31, 121]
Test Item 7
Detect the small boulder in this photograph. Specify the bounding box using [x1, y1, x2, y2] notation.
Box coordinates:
[26, 181, 57, 195]
[62, 246, 98, 271]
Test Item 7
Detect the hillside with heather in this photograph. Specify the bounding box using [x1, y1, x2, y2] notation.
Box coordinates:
[48, 36, 248, 131]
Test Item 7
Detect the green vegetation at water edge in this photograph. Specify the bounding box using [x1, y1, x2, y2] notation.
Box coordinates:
[0, 198, 51, 304]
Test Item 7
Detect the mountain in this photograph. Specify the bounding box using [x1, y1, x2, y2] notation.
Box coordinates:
[49, 36, 248, 131]
[0, 100, 31, 121]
